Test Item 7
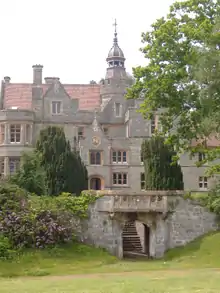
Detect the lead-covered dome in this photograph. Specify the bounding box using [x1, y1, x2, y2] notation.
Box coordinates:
[108, 43, 124, 58]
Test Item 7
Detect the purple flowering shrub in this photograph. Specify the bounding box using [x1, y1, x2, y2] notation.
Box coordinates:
[0, 184, 74, 249]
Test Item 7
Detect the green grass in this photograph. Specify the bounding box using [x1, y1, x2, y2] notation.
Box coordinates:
[0, 270, 220, 292]
[1, 231, 220, 278]
[1, 232, 220, 292]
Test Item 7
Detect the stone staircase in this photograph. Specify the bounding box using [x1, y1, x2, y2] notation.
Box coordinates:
[122, 221, 143, 253]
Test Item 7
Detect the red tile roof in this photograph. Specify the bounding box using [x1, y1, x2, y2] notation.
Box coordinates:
[3, 83, 101, 111]
[191, 137, 220, 147]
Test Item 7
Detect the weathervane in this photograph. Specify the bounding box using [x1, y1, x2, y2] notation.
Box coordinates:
[113, 19, 117, 33]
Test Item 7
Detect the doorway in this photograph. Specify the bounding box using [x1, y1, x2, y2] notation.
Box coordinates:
[122, 220, 150, 257]
[90, 177, 101, 190]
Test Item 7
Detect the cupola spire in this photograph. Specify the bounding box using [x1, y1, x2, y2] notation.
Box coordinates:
[106, 19, 125, 68]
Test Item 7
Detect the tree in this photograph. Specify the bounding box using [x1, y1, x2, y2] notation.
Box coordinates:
[11, 152, 46, 196]
[90, 80, 97, 84]
[142, 136, 183, 190]
[127, 0, 219, 169]
[36, 126, 88, 196]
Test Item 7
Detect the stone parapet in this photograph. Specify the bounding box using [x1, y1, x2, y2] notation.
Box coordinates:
[86, 190, 184, 214]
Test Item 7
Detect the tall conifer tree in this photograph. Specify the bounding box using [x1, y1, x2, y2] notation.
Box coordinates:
[142, 136, 183, 190]
[36, 126, 88, 195]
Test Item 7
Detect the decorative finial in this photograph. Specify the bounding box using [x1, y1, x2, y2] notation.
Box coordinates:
[113, 19, 118, 44]
[113, 19, 117, 33]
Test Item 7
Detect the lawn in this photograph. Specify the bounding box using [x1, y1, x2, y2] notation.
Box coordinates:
[0, 270, 220, 292]
[0, 232, 220, 292]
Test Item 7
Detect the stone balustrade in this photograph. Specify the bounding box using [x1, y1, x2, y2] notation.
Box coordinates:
[91, 190, 183, 214]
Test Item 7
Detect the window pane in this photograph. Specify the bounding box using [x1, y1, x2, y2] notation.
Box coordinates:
[96, 152, 101, 164]
[52, 102, 56, 113]
[90, 151, 101, 165]
[10, 124, 21, 143]
[90, 152, 95, 164]
[57, 102, 61, 113]
[117, 151, 122, 162]
[113, 173, 117, 184]
[123, 173, 127, 184]
[112, 151, 117, 162]
[123, 151, 127, 162]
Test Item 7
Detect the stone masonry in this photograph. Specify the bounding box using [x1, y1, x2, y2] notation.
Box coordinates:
[73, 191, 218, 259]
[0, 22, 215, 192]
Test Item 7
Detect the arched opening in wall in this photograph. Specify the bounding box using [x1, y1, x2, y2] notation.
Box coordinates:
[90, 177, 102, 190]
[122, 216, 150, 258]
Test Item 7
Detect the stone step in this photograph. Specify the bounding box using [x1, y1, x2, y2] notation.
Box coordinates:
[123, 229, 137, 233]
[123, 251, 149, 259]
[123, 247, 143, 252]
[122, 232, 138, 236]
[123, 244, 142, 249]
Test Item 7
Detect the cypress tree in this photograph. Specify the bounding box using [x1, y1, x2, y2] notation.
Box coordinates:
[36, 126, 88, 196]
[142, 136, 184, 190]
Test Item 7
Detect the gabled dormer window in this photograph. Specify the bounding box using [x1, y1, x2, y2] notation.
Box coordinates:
[115, 103, 121, 117]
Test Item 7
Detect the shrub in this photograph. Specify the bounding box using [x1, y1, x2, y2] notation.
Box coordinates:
[0, 234, 15, 260]
[10, 151, 47, 196]
[0, 183, 29, 212]
[0, 184, 74, 249]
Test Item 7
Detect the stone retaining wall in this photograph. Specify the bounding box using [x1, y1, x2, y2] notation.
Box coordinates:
[72, 192, 219, 259]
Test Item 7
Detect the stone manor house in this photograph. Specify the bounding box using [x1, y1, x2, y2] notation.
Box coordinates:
[0, 25, 213, 192]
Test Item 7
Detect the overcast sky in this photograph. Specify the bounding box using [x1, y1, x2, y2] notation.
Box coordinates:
[0, 0, 175, 84]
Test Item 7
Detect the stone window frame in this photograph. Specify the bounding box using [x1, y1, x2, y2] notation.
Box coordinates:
[77, 126, 84, 140]
[9, 157, 20, 175]
[112, 172, 128, 186]
[199, 176, 208, 190]
[198, 152, 207, 165]
[89, 150, 102, 165]
[0, 124, 5, 145]
[51, 101, 62, 115]
[112, 150, 127, 164]
[140, 172, 145, 190]
[10, 124, 21, 144]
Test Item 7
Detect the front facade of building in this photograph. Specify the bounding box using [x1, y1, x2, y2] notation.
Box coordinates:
[0, 26, 211, 192]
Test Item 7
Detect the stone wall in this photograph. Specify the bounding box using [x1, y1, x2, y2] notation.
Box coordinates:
[72, 193, 219, 259]
[167, 196, 218, 249]
[73, 196, 124, 258]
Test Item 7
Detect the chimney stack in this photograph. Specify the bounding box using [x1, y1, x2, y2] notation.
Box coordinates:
[32, 64, 43, 85]
[4, 76, 11, 84]
[44, 77, 60, 84]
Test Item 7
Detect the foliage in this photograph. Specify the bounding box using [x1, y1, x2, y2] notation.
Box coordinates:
[127, 0, 220, 171]
[142, 136, 184, 190]
[30, 191, 101, 219]
[0, 184, 74, 249]
[11, 151, 47, 196]
[32, 126, 87, 196]
[186, 184, 220, 215]
[0, 183, 29, 212]
[0, 235, 15, 260]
